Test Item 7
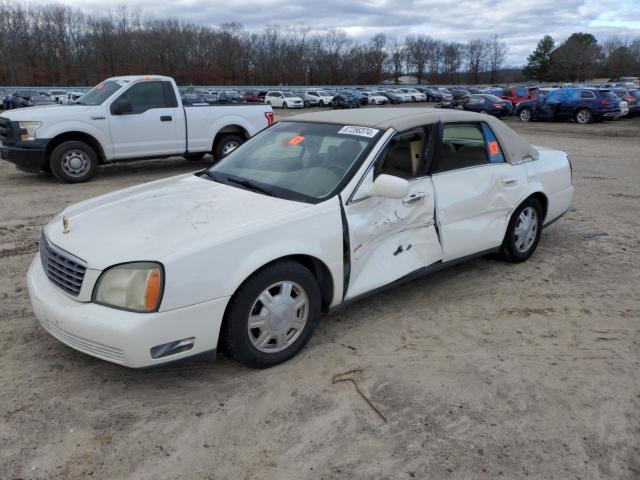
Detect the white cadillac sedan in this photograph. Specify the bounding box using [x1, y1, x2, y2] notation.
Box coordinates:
[27, 109, 574, 369]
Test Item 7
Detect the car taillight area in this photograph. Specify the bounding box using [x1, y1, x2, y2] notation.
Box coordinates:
[264, 111, 275, 126]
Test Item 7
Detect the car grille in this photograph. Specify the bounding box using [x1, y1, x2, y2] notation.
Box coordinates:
[40, 233, 86, 296]
[0, 116, 15, 145]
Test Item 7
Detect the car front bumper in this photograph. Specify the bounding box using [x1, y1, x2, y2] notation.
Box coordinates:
[27, 255, 230, 368]
[0, 139, 48, 173]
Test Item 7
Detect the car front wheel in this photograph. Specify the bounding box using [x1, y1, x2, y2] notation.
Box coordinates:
[220, 261, 321, 368]
[498, 197, 543, 262]
[575, 108, 593, 124]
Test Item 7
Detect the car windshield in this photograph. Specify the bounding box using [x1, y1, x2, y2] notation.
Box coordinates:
[318, 91, 331, 96]
[76, 81, 123, 105]
[283, 92, 296, 97]
[484, 94, 503, 102]
[206, 122, 381, 202]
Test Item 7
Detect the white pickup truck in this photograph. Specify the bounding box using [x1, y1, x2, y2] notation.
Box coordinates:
[0, 75, 274, 182]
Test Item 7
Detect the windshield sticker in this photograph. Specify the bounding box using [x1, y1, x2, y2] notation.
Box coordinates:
[488, 141, 499, 155]
[338, 126, 379, 138]
[288, 135, 305, 145]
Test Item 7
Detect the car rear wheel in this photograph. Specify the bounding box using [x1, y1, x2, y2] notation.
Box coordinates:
[283, 102, 288, 109]
[498, 197, 543, 262]
[220, 260, 321, 368]
[575, 108, 593, 124]
[518, 108, 533, 122]
[49, 140, 98, 183]
[319, 100, 325, 107]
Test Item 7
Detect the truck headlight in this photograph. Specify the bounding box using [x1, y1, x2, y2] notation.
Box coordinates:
[93, 262, 164, 312]
[18, 121, 42, 141]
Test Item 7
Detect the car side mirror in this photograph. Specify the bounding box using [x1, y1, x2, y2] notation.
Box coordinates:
[371, 174, 410, 200]
[111, 100, 133, 115]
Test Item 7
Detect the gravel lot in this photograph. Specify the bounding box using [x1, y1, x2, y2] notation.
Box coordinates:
[1, 106, 639, 480]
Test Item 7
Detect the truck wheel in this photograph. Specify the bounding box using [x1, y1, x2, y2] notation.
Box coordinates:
[183, 152, 206, 161]
[215, 134, 243, 161]
[220, 260, 321, 368]
[49, 141, 98, 183]
[575, 108, 593, 124]
[498, 197, 543, 263]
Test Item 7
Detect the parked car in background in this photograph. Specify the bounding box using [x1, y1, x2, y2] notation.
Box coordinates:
[182, 93, 209, 106]
[460, 94, 513, 117]
[25, 108, 573, 368]
[360, 91, 388, 105]
[264, 91, 304, 109]
[48, 90, 67, 103]
[242, 91, 262, 103]
[332, 90, 361, 109]
[612, 88, 639, 116]
[388, 89, 412, 102]
[216, 91, 246, 104]
[500, 86, 541, 105]
[377, 90, 403, 104]
[516, 88, 621, 124]
[28, 96, 59, 107]
[449, 88, 470, 100]
[397, 88, 427, 102]
[420, 87, 453, 102]
[0, 75, 274, 182]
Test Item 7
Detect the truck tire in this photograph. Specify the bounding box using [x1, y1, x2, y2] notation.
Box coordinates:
[49, 141, 98, 183]
[214, 134, 243, 161]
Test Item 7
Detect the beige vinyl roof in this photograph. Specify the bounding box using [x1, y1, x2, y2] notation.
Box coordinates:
[283, 108, 539, 164]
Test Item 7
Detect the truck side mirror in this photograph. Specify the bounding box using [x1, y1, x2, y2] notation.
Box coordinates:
[111, 100, 133, 115]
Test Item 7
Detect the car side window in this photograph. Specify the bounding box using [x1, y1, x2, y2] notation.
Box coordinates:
[432, 123, 488, 173]
[580, 90, 596, 99]
[115, 81, 168, 114]
[375, 129, 426, 179]
[545, 91, 564, 103]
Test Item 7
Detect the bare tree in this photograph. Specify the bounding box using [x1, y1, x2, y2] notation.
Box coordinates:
[487, 35, 508, 83]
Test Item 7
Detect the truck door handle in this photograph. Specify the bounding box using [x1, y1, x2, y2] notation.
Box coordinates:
[160, 116, 172, 122]
[90, 116, 106, 120]
[403, 193, 426, 206]
[501, 177, 518, 187]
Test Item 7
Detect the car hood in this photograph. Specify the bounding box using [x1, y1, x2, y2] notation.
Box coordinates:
[1, 105, 93, 122]
[44, 174, 311, 270]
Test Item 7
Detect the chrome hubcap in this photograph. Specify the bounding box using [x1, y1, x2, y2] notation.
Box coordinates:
[247, 281, 309, 353]
[62, 150, 90, 177]
[520, 109, 531, 121]
[222, 142, 239, 156]
[514, 206, 538, 253]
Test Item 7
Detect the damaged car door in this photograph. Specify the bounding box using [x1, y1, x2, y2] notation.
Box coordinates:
[343, 128, 442, 299]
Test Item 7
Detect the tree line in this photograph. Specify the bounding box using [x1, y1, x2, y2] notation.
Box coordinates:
[0, 2, 511, 86]
[523, 33, 640, 82]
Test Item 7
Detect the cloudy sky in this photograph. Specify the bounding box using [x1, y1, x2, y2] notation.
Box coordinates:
[34, 0, 640, 65]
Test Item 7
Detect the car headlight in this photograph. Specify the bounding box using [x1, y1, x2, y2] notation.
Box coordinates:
[93, 262, 164, 312]
[18, 121, 42, 141]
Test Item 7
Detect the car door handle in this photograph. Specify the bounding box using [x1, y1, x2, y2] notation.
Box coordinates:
[403, 193, 426, 206]
[501, 177, 519, 187]
[160, 116, 172, 122]
[90, 116, 106, 120]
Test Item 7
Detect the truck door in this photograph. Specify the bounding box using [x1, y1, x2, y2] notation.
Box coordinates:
[108, 80, 180, 159]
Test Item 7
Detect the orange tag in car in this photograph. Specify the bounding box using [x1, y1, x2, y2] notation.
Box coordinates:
[288, 135, 305, 145]
[489, 141, 499, 155]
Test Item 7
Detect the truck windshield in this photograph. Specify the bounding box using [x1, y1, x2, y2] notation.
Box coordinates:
[205, 122, 382, 202]
[76, 81, 123, 106]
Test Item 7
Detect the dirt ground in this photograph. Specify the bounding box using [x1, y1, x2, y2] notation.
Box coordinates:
[1, 106, 639, 480]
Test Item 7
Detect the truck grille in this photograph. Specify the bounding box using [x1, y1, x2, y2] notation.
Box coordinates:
[0, 116, 14, 145]
[40, 233, 86, 296]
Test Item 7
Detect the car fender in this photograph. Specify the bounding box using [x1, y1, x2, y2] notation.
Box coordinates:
[159, 197, 345, 311]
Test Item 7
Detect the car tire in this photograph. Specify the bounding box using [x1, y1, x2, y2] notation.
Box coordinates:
[518, 107, 533, 122]
[49, 140, 98, 183]
[214, 134, 243, 160]
[283, 102, 288, 109]
[498, 197, 543, 263]
[319, 100, 325, 107]
[220, 260, 321, 368]
[575, 108, 593, 124]
[183, 152, 206, 161]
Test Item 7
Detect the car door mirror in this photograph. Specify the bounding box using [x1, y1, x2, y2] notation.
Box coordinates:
[371, 174, 410, 200]
[112, 100, 133, 115]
